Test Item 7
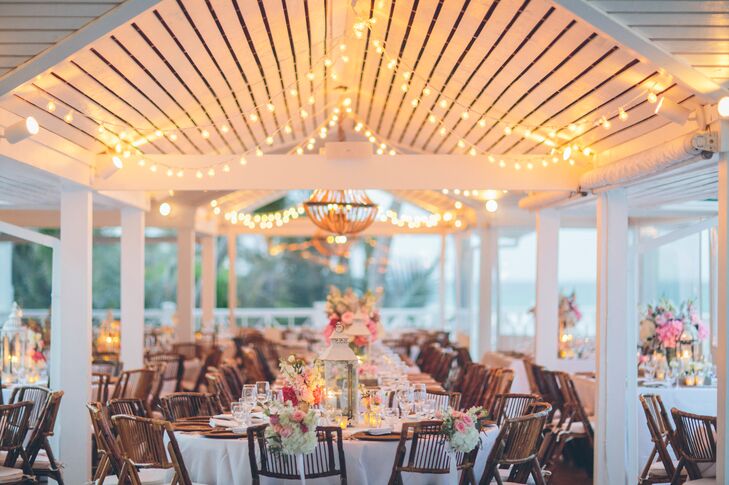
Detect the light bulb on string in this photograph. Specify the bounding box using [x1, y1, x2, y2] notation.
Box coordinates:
[618, 108, 628, 121]
[47, 101, 56, 112]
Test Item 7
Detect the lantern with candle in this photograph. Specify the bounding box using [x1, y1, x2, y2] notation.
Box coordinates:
[320, 324, 359, 421]
[1, 303, 29, 385]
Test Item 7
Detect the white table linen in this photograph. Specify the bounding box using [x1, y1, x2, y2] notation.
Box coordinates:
[572, 374, 717, 469]
[480, 352, 530, 394]
[175, 426, 499, 485]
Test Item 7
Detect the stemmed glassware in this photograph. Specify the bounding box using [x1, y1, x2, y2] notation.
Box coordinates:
[255, 381, 271, 408]
[239, 384, 258, 425]
[412, 384, 426, 417]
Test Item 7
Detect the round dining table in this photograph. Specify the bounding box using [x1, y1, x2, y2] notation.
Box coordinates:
[174, 425, 499, 485]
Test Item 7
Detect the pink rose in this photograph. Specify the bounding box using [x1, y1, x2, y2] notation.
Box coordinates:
[455, 421, 466, 433]
[462, 414, 473, 427]
[280, 427, 293, 438]
[292, 410, 306, 422]
[341, 312, 354, 324]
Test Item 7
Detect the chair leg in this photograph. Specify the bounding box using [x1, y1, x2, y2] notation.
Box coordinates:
[532, 458, 547, 485]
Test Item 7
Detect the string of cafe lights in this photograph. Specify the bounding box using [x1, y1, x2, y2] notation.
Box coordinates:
[356, 13, 674, 163]
[38, 38, 353, 162]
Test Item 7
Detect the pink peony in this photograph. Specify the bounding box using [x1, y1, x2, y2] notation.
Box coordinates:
[461, 414, 473, 427]
[341, 311, 354, 324]
[292, 409, 306, 422]
[455, 421, 466, 433]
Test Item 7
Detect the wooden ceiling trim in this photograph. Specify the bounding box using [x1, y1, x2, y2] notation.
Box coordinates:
[426, 1, 551, 152]
[202, 0, 275, 144]
[277, 0, 310, 137]
[91, 40, 205, 154]
[129, 21, 229, 153]
[354, 0, 376, 115]
[363, 0, 399, 126]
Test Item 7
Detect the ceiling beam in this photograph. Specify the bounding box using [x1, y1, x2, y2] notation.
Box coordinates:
[0, 0, 161, 98]
[92, 154, 583, 191]
[553, 0, 729, 102]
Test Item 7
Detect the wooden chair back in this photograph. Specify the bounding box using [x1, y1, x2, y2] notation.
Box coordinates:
[92, 372, 112, 403]
[460, 364, 488, 409]
[160, 392, 221, 421]
[639, 394, 677, 483]
[87, 401, 125, 482]
[205, 371, 236, 411]
[92, 359, 123, 377]
[247, 424, 347, 483]
[0, 401, 33, 471]
[111, 415, 193, 485]
[191, 348, 223, 392]
[491, 393, 540, 426]
[389, 420, 479, 484]
[112, 369, 155, 401]
[482, 368, 514, 412]
[172, 342, 200, 361]
[108, 398, 148, 418]
[237, 346, 268, 383]
[9, 385, 51, 431]
[480, 406, 551, 485]
[25, 390, 63, 482]
[671, 408, 717, 480]
[426, 390, 461, 412]
[145, 352, 185, 393]
[220, 364, 245, 396]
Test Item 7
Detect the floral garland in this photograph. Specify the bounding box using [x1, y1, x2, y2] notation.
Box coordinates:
[437, 407, 487, 453]
[323, 286, 382, 346]
[639, 299, 708, 355]
[265, 402, 318, 455]
[278, 355, 324, 409]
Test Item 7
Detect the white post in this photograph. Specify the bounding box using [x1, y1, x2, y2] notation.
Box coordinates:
[0, 242, 13, 314]
[594, 189, 630, 485]
[717, 139, 729, 482]
[227, 233, 237, 328]
[475, 225, 496, 359]
[201, 235, 217, 333]
[176, 227, 195, 342]
[120, 208, 145, 369]
[57, 189, 93, 484]
[535, 209, 560, 368]
[454, 233, 463, 338]
[439, 233, 447, 330]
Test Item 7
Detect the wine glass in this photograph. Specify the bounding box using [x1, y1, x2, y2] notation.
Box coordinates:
[255, 381, 271, 407]
[231, 402, 245, 424]
[412, 384, 426, 417]
[241, 384, 257, 423]
[422, 399, 436, 419]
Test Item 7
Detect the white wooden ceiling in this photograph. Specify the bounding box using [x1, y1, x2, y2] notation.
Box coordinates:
[0, 0, 124, 77]
[590, 0, 729, 87]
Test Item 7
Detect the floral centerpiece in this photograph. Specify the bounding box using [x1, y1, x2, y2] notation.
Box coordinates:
[265, 401, 318, 455]
[639, 299, 708, 361]
[323, 286, 382, 347]
[437, 407, 486, 453]
[279, 355, 324, 410]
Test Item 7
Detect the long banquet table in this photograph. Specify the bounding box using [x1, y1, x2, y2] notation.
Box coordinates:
[572, 374, 717, 469]
[175, 425, 499, 485]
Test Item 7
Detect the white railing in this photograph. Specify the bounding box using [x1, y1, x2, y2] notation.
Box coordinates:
[22, 306, 441, 332]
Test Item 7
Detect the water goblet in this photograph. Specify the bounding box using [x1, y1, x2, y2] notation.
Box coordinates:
[255, 381, 271, 407]
[231, 402, 246, 425]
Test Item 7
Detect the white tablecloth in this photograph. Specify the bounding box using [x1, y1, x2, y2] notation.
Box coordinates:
[480, 352, 530, 394]
[175, 426, 499, 485]
[572, 374, 717, 469]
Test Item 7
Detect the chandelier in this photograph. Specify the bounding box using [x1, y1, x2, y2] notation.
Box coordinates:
[303, 189, 378, 235]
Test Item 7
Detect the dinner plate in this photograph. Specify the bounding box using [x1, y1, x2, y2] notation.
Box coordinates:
[201, 430, 246, 439]
[351, 431, 401, 441]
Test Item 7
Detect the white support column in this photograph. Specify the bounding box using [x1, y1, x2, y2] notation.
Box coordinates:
[200, 235, 216, 333]
[176, 227, 195, 342]
[454, 233, 464, 342]
[120, 208, 145, 369]
[594, 189, 630, 485]
[58, 189, 93, 484]
[227, 233, 237, 328]
[717, 147, 729, 482]
[475, 225, 496, 359]
[535, 209, 560, 368]
[0, 242, 13, 315]
[439, 233, 447, 330]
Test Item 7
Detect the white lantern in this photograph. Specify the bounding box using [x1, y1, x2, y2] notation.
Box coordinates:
[320, 325, 359, 420]
[1, 302, 29, 385]
[344, 312, 371, 360]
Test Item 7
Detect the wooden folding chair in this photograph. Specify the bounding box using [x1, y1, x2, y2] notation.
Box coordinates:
[671, 408, 717, 484]
[160, 392, 221, 421]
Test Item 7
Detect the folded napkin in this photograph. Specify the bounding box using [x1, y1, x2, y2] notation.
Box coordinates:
[209, 417, 239, 429]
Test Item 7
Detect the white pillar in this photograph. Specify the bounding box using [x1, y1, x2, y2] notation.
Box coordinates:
[201, 235, 217, 333]
[57, 189, 93, 484]
[535, 209, 560, 368]
[594, 189, 630, 485]
[717, 147, 729, 482]
[454, 233, 464, 338]
[0, 242, 13, 314]
[120, 208, 145, 369]
[475, 225, 496, 359]
[176, 227, 195, 342]
[439, 233, 447, 329]
[227, 233, 237, 328]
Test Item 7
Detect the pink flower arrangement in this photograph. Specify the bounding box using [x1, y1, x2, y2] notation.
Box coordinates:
[639, 299, 709, 355]
[655, 320, 683, 348]
[278, 355, 324, 409]
[438, 407, 486, 453]
[265, 402, 318, 455]
[323, 286, 382, 344]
